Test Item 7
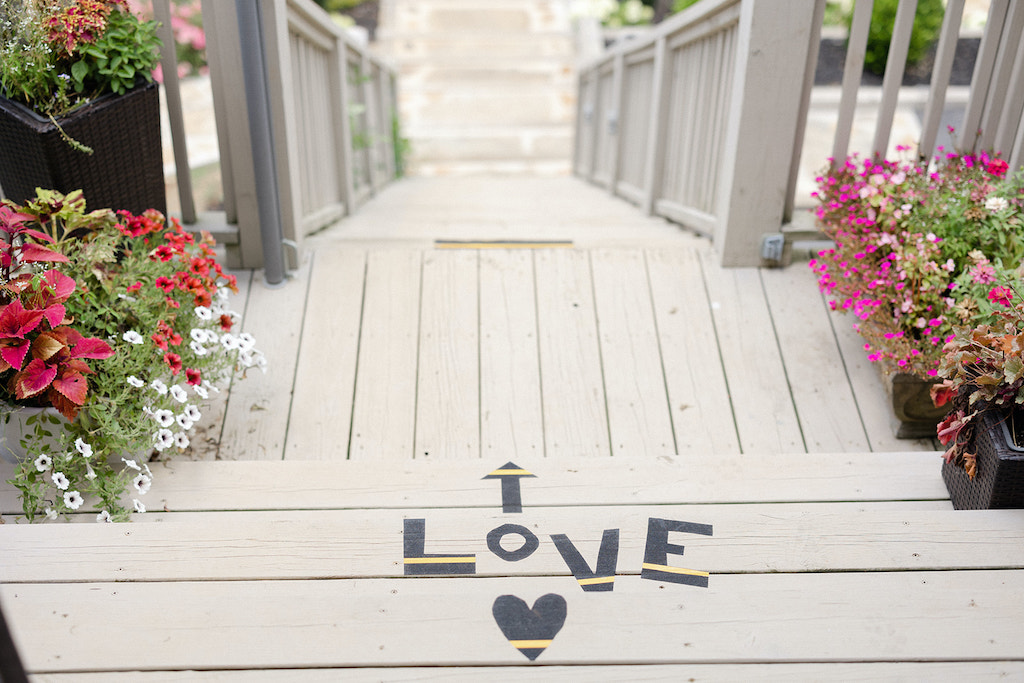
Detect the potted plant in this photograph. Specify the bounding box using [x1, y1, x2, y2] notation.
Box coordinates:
[810, 147, 1024, 437]
[0, 0, 165, 215]
[1, 189, 265, 522]
[934, 290, 1024, 509]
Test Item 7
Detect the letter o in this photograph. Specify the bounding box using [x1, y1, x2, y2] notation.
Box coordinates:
[487, 524, 539, 562]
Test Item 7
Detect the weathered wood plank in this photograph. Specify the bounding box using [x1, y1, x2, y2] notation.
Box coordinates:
[760, 264, 871, 452]
[286, 249, 367, 460]
[645, 248, 740, 454]
[6, 571, 1024, 670]
[826, 300, 938, 452]
[533, 249, 611, 457]
[29, 662, 1024, 682]
[189, 269, 253, 460]
[699, 255, 804, 452]
[415, 250, 479, 459]
[0, 452, 951, 516]
[348, 250, 423, 460]
[478, 250, 545, 460]
[11, 502, 1016, 584]
[590, 249, 676, 455]
[217, 259, 311, 460]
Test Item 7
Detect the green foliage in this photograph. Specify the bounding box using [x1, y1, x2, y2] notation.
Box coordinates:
[392, 110, 410, 178]
[849, 0, 945, 76]
[0, 1, 160, 117]
[671, 0, 700, 13]
[311, 0, 368, 12]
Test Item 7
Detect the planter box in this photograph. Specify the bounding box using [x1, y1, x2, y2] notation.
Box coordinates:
[942, 410, 1024, 509]
[881, 370, 950, 439]
[0, 81, 165, 216]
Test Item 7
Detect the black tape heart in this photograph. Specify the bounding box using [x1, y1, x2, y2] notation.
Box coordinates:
[492, 593, 567, 661]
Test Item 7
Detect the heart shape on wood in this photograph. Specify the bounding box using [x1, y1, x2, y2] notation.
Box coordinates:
[492, 593, 567, 661]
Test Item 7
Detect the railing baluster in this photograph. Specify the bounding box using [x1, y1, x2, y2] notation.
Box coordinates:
[961, 0, 1010, 153]
[872, 0, 918, 158]
[832, 0, 873, 164]
[919, 0, 965, 162]
[978, 1, 1024, 152]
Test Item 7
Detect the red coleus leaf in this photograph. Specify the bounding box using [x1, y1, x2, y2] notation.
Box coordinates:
[71, 336, 114, 360]
[18, 242, 69, 264]
[0, 338, 31, 371]
[0, 300, 45, 338]
[14, 358, 57, 399]
[51, 369, 88, 405]
[40, 303, 67, 330]
[39, 269, 76, 303]
[47, 386, 80, 421]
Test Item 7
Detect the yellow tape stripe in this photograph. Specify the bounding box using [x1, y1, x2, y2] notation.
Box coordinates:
[642, 562, 709, 578]
[487, 468, 534, 476]
[578, 576, 615, 585]
[403, 557, 476, 564]
[510, 640, 553, 649]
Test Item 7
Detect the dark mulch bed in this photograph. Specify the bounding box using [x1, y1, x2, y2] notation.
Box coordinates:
[815, 37, 980, 86]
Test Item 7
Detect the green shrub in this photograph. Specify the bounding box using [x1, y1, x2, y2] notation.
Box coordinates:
[855, 0, 945, 75]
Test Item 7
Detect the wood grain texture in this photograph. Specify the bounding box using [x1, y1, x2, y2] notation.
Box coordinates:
[590, 249, 676, 456]
[645, 247, 740, 454]
[699, 254, 804, 452]
[286, 249, 367, 460]
[348, 250, 423, 460]
[13, 502, 1021, 584]
[760, 263, 871, 453]
[414, 250, 479, 459]
[6, 571, 1024, 671]
[533, 249, 611, 457]
[479, 250, 545, 460]
[217, 260, 311, 460]
[0, 452, 950, 516]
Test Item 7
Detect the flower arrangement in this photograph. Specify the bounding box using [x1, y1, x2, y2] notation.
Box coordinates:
[1, 189, 265, 522]
[934, 294, 1024, 478]
[810, 146, 1024, 379]
[0, 0, 161, 118]
[126, 0, 206, 82]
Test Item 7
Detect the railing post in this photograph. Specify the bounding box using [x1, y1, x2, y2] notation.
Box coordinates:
[152, 0, 196, 224]
[336, 40, 357, 210]
[641, 36, 669, 216]
[606, 52, 625, 195]
[714, 0, 818, 267]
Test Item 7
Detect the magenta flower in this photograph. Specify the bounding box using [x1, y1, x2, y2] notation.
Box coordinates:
[988, 286, 1014, 307]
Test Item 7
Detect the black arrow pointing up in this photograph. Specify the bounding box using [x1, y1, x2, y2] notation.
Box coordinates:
[483, 462, 536, 513]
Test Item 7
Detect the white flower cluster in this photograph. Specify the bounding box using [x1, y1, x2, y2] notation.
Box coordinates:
[32, 437, 150, 522]
[985, 195, 1009, 213]
[138, 382, 213, 453]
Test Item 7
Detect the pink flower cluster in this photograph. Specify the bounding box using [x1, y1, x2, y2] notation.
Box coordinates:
[811, 149, 1023, 379]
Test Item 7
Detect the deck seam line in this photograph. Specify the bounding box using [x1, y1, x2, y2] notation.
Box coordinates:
[759, 268, 809, 453]
[345, 252, 370, 461]
[531, 250, 548, 458]
[280, 252, 317, 461]
[697, 251, 744, 454]
[587, 249, 615, 457]
[643, 249, 680, 455]
[411, 251, 425, 459]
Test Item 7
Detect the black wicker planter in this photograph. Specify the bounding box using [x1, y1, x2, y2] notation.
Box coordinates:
[942, 409, 1024, 509]
[0, 81, 165, 216]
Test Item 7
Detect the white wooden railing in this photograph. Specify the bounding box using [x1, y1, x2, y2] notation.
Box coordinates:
[160, 0, 398, 270]
[575, 0, 1024, 267]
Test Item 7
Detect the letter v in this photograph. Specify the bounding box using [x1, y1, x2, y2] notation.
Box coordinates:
[550, 529, 619, 592]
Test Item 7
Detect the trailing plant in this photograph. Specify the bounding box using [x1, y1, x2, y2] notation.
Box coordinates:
[2, 189, 266, 522]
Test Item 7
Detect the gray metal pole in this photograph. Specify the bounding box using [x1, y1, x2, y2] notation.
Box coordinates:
[234, 0, 286, 287]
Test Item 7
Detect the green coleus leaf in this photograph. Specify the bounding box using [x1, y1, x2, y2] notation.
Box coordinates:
[1004, 356, 1024, 384]
[70, 60, 89, 85]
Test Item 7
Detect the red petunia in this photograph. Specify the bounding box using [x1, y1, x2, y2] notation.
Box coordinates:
[163, 352, 182, 375]
[186, 368, 202, 386]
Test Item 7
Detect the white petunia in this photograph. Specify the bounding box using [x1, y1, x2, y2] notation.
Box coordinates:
[238, 332, 256, 351]
[239, 350, 254, 367]
[133, 498, 146, 514]
[85, 464, 97, 481]
[153, 429, 174, 451]
[151, 379, 168, 395]
[63, 490, 84, 510]
[33, 454, 52, 472]
[183, 404, 201, 422]
[44, 507, 58, 521]
[122, 330, 144, 344]
[133, 473, 152, 495]
[193, 384, 209, 399]
[194, 305, 213, 320]
[986, 196, 1009, 213]
[75, 438, 93, 459]
[174, 432, 190, 449]
[122, 458, 142, 471]
[190, 328, 209, 343]
[221, 334, 240, 351]
[96, 510, 112, 523]
[189, 339, 208, 356]
[170, 384, 188, 403]
[51, 471, 70, 490]
[153, 409, 175, 428]
[127, 375, 146, 388]
[202, 381, 220, 395]
[176, 413, 194, 431]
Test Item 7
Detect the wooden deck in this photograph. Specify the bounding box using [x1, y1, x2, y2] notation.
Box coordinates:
[3, 176, 1022, 679]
